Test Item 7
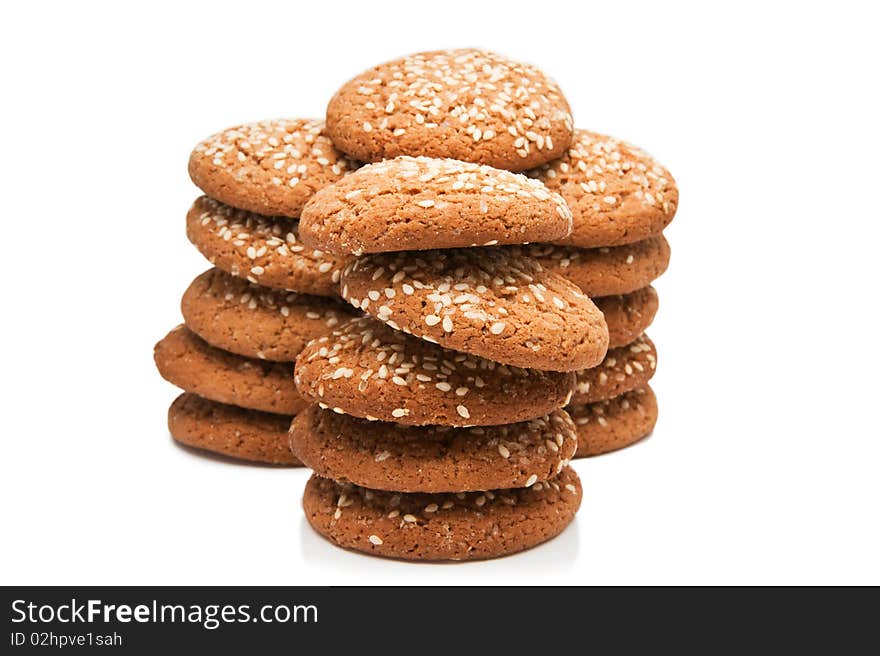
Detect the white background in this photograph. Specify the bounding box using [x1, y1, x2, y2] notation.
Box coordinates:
[2, 1, 878, 585]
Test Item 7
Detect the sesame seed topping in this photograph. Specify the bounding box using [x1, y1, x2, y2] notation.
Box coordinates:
[333, 49, 572, 167]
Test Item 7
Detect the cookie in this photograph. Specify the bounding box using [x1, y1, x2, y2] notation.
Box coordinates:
[181, 268, 354, 362]
[325, 49, 573, 171]
[154, 325, 305, 415]
[594, 285, 659, 349]
[340, 248, 608, 371]
[509, 235, 670, 298]
[569, 386, 657, 457]
[186, 196, 350, 296]
[188, 118, 358, 218]
[295, 316, 576, 426]
[571, 334, 656, 405]
[303, 466, 581, 561]
[299, 156, 572, 255]
[528, 129, 678, 247]
[290, 405, 576, 493]
[168, 393, 299, 465]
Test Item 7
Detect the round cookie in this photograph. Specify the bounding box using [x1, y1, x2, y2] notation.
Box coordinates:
[188, 118, 358, 218]
[181, 268, 354, 362]
[572, 334, 657, 405]
[528, 129, 679, 247]
[168, 393, 300, 466]
[303, 466, 582, 561]
[594, 286, 659, 349]
[340, 248, 608, 371]
[295, 316, 576, 427]
[509, 235, 670, 298]
[569, 386, 658, 458]
[326, 48, 573, 171]
[290, 405, 577, 493]
[299, 156, 572, 255]
[154, 325, 305, 415]
[186, 196, 351, 296]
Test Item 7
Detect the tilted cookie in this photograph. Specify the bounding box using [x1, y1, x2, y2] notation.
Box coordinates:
[188, 118, 358, 218]
[528, 129, 678, 247]
[154, 326, 305, 415]
[509, 235, 670, 298]
[569, 386, 657, 457]
[294, 316, 576, 427]
[571, 334, 657, 405]
[186, 196, 350, 296]
[326, 48, 573, 171]
[594, 285, 659, 349]
[168, 393, 300, 466]
[299, 156, 572, 255]
[181, 268, 355, 362]
[290, 405, 576, 493]
[340, 248, 608, 371]
[303, 466, 582, 561]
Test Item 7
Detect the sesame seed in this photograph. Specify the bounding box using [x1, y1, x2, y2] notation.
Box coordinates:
[368, 535, 383, 545]
[456, 405, 470, 419]
[525, 474, 538, 487]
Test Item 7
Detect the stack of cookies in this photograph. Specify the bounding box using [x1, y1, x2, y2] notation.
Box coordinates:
[291, 154, 609, 560]
[155, 48, 678, 561]
[519, 129, 677, 457]
[154, 119, 359, 464]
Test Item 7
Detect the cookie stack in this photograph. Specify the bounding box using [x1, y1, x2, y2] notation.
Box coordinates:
[155, 47, 678, 561]
[520, 130, 678, 456]
[291, 152, 611, 560]
[154, 119, 359, 464]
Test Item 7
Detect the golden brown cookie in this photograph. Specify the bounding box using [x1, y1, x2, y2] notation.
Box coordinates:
[340, 248, 608, 371]
[595, 286, 659, 349]
[188, 118, 358, 218]
[509, 235, 670, 297]
[326, 49, 573, 171]
[295, 316, 576, 427]
[303, 466, 582, 561]
[569, 386, 658, 457]
[154, 325, 305, 415]
[290, 405, 576, 493]
[299, 156, 572, 255]
[181, 268, 355, 362]
[571, 334, 656, 405]
[528, 129, 678, 247]
[186, 196, 350, 296]
[168, 393, 299, 465]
